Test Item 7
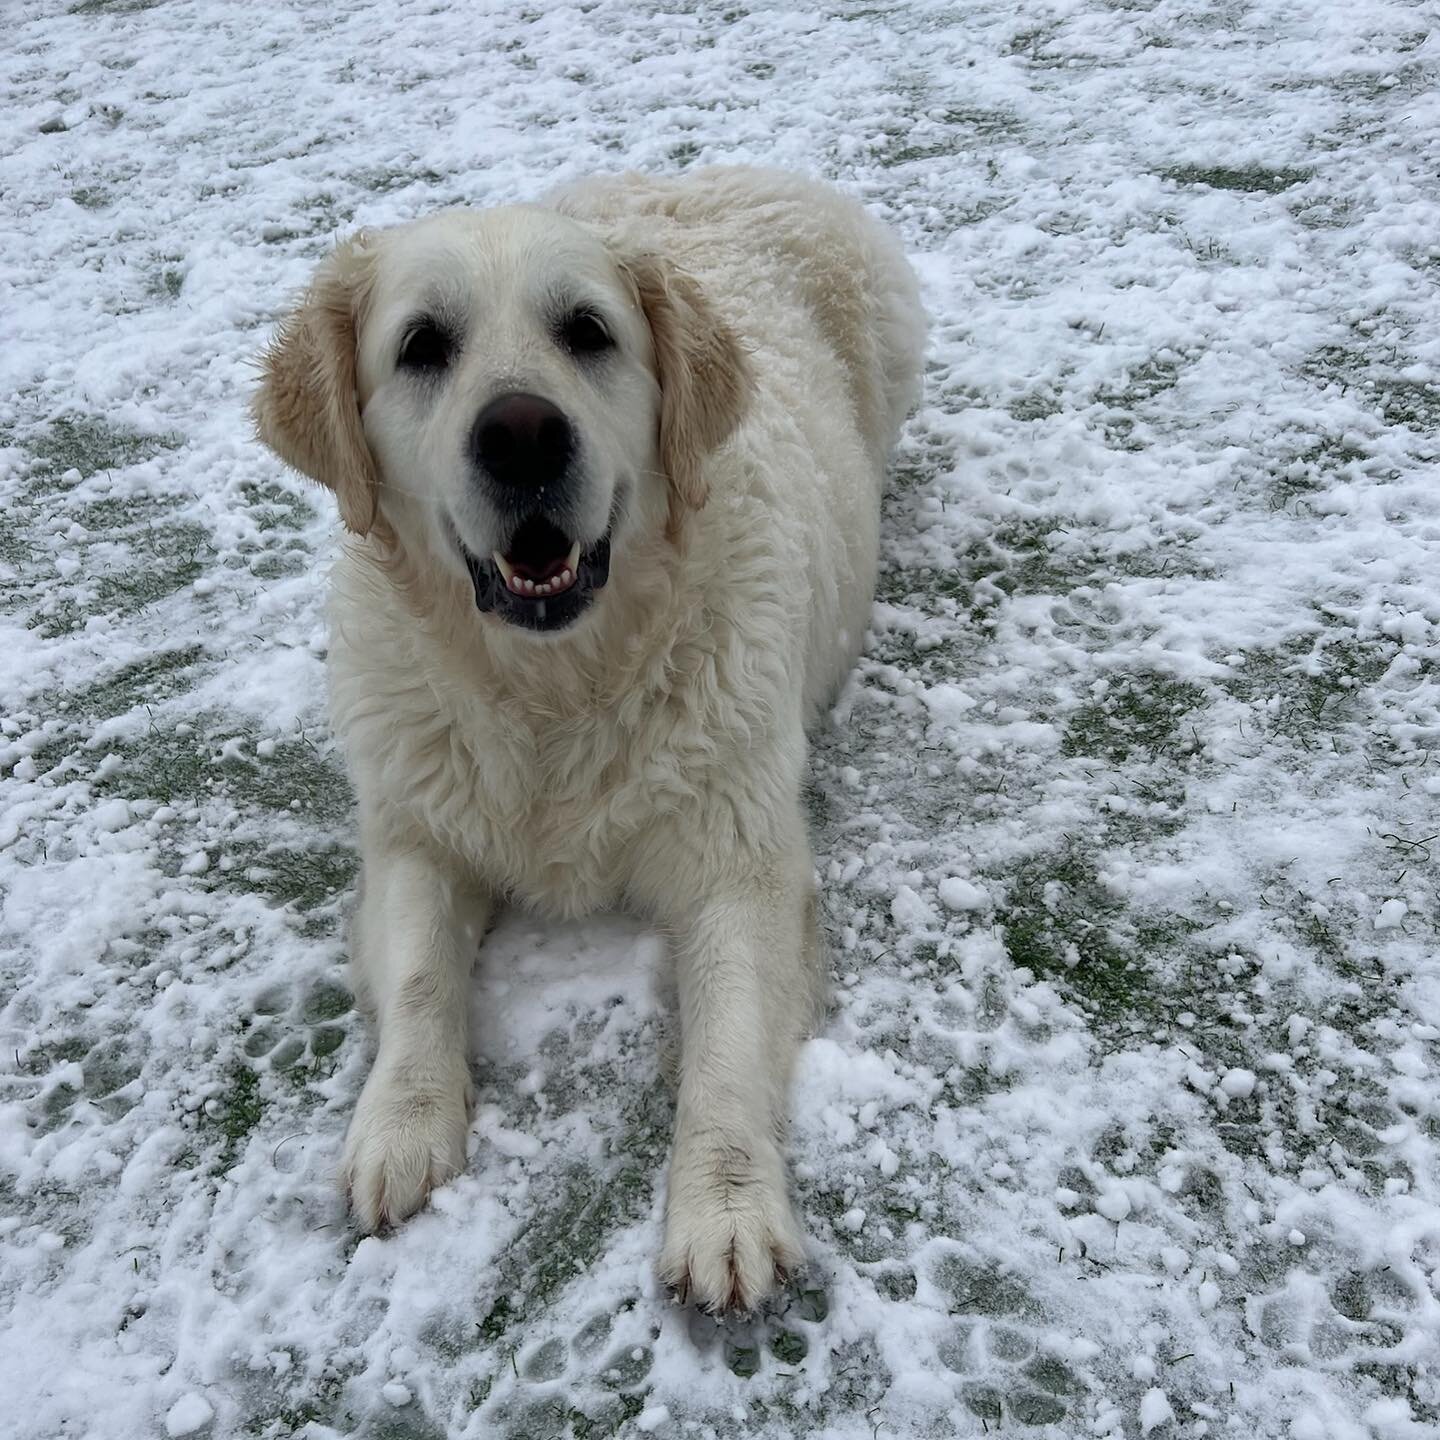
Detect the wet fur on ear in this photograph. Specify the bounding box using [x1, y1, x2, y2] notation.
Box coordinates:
[620, 253, 753, 539]
[253, 235, 378, 537]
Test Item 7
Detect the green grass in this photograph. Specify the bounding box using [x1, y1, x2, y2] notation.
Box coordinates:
[302, 980, 352, 1023]
[877, 114, 1018, 167]
[78, 645, 207, 721]
[149, 265, 185, 299]
[992, 845, 1204, 1028]
[1300, 341, 1440, 432]
[1221, 629, 1396, 748]
[1061, 672, 1206, 764]
[1008, 389, 1066, 422]
[876, 515, 1201, 620]
[81, 714, 353, 825]
[497, 1124, 664, 1313]
[349, 165, 446, 194]
[1162, 165, 1311, 193]
[94, 521, 211, 610]
[204, 1062, 265, 1164]
[23, 415, 184, 477]
[68, 490, 175, 533]
[210, 839, 357, 912]
[1096, 355, 1184, 406]
[933, 1252, 1040, 1320]
[69, 0, 168, 12]
[237, 477, 315, 532]
[0, 417, 196, 632]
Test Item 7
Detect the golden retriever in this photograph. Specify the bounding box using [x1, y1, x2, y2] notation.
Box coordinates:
[254, 167, 925, 1312]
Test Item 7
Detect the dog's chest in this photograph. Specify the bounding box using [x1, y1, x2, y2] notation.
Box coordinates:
[398, 679, 693, 916]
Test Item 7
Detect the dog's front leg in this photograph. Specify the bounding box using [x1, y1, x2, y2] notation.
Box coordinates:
[342, 839, 490, 1231]
[657, 839, 819, 1313]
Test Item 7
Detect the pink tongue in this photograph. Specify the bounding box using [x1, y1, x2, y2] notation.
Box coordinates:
[508, 553, 569, 582]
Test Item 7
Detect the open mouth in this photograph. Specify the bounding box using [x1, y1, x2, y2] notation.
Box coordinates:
[460, 514, 612, 633]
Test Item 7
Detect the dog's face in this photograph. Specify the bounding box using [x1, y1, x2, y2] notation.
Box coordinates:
[359, 208, 661, 633]
[255, 204, 751, 635]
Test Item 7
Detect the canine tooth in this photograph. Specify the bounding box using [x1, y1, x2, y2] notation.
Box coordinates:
[493, 552, 515, 583]
[565, 540, 581, 569]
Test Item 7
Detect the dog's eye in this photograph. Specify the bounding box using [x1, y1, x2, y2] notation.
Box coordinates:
[558, 310, 614, 357]
[398, 321, 453, 372]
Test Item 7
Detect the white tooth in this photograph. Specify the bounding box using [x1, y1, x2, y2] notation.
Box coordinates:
[559, 569, 573, 587]
[493, 552, 515, 583]
[565, 540, 581, 569]
[537, 582, 551, 596]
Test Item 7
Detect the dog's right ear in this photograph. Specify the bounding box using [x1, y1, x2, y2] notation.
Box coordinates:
[253, 235, 378, 537]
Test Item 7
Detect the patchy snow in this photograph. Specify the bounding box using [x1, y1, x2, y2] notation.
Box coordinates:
[3, 0, 1440, 1438]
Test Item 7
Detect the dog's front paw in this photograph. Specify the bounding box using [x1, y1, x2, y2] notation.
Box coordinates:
[660, 1137, 806, 1313]
[342, 1065, 472, 1232]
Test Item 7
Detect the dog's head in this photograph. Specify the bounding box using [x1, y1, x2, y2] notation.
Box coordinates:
[254, 206, 751, 634]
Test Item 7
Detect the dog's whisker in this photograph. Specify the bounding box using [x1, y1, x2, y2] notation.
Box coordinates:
[373, 477, 436, 502]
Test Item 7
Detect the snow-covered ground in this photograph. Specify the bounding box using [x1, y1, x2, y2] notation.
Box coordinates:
[3, 1, 1439, 1436]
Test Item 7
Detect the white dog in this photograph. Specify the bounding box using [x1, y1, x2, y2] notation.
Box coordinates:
[254, 167, 925, 1312]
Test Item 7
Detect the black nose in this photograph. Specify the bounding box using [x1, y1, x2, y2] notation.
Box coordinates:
[470, 392, 574, 490]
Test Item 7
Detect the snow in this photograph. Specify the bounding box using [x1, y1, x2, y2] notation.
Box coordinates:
[937, 876, 989, 912]
[1095, 1187, 1132, 1223]
[163, 1394, 214, 1439]
[3, 0, 1440, 1437]
[1376, 898, 1409, 930]
[1139, 1386, 1175, 1434]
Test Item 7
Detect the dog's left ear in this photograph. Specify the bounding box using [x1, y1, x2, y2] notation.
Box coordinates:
[253, 235, 378, 537]
[620, 252, 752, 537]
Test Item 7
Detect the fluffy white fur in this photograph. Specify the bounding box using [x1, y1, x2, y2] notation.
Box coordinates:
[254, 167, 925, 1312]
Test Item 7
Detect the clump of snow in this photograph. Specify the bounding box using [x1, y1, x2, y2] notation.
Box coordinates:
[1139, 1387, 1174, 1434]
[890, 884, 938, 929]
[937, 876, 988, 912]
[1375, 899, 1408, 930]
[920, 682, 977, 727]
[1096, 1188, 1132, 1222]
[164, 1395, 213, 1438]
